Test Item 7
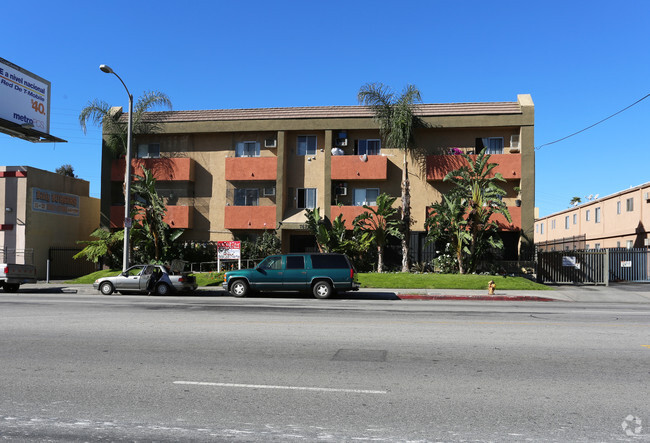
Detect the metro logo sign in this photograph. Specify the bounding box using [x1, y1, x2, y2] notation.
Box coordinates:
[0, 57, 51, 135]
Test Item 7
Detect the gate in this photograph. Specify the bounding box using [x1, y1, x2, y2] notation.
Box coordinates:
[48, 247, 97, 279]
[608, 248, 650, 283]
[537, 250, 608, 285]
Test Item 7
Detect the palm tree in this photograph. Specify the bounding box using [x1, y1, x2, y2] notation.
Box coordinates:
[358, 83, 423, 272]
[353, 193, 401, 273]
[79, 91, 172, 156]
[425, 194, 468, 274]
[443, 150, 511, 273]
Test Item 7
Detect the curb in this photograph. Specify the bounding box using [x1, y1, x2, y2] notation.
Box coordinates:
[397, 294, 558, 302]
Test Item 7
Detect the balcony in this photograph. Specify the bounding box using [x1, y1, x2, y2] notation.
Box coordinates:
[331, 155, 388, 181]
[426, 154, 521, 181]
[224, 205, 276, 230]
[112, 157, 195, 182]
[331, 205, 377, 230]
[225, 157, 277, 181]
[424, 205, 521, 231]
[110, 205, 193, 229]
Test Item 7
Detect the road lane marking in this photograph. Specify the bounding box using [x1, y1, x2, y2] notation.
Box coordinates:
[173, 381, 387, 394]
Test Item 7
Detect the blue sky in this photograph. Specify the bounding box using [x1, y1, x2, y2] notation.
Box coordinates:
[1, 0, 648, 217]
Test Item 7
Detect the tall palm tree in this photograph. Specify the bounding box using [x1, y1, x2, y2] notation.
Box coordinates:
[79, 91, 172, 156]
[358, 83, 423, 272]
[353, 193, 401, 273]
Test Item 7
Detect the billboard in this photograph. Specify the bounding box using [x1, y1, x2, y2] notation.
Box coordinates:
[0, 57, 54, 138]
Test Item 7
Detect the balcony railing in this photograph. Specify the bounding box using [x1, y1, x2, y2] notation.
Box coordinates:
[224, 205, 276, 230]
[110, 205, 193, 229]
[425, 205, 521, 232]
[225, 157, 277, 181]
[426, 153, 521, 181]
[111, 157, 195, 182]
[331, 155, 388, 181]
[330, 205, 378, 230]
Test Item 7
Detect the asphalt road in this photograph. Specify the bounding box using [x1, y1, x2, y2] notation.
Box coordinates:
[1, 293, 649, 442]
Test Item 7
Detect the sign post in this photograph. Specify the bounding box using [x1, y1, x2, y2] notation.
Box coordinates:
[217, 241, 242, 271]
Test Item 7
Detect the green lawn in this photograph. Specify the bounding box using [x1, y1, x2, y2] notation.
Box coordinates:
[68, 270, 548, 290]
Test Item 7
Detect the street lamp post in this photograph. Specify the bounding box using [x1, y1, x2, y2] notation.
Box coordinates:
[100, 64, 133, 272]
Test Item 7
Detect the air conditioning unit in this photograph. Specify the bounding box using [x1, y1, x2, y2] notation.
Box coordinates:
[510, 134, 520, 149]
[263, 186, 276, 196]
[336, 138, 348, 147]
[264, 138, 277, 148]
[338, 183, 348, 196]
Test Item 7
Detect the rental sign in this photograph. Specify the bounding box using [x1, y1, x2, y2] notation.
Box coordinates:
[0, 57, 51, 134]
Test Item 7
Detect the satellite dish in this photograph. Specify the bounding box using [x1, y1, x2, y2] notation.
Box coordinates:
[588, 194, 593, 200]
[360, 154, 368, 162]
[594, 194, 599, 199]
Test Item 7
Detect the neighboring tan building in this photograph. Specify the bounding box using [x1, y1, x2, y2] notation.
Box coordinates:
[101, 94, 535, 262]
[535, 183, 650, 251]
[0, 166, 100, 279]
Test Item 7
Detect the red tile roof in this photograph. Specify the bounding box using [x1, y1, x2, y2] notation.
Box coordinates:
[136, 102, 522, 123]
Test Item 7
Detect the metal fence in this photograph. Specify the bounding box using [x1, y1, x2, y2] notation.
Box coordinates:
[537, 250, 608, 285]
[48, 247, 97, 279]
[608, 248, 650, 283]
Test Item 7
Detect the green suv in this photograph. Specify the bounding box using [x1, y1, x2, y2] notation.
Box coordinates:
[222, 253, 360, 299]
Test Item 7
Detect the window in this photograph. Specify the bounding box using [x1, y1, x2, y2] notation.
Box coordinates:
[353, 188, 379, 206]
[595, 207, 601, 223]
[627, 198, 634, 212]
[565, 216, 570, 229]
[357, 139, 381, 155]
[541, 223, 544, 234]
[627, 240, 634, 249]
[617, 201, 621, 214]
[595, 243, 601, 250]
[137, 143, 160, 158]
[234, 188, 259, 206]
[311, 254, 349, 269]
[617, 241, 621, 248]
[573, 214, 577, 225]
[535, 224, 539, 233]
[297, 188, 316, 209]
[236, 141, 260, 157]
[586, 210, 590, 221]
[476, 137, 503, 154]
[286, 256, 305, 270]
[551, 220, 556, 230]
[259, 256, 282, 270]
[297, 135, 317, 156]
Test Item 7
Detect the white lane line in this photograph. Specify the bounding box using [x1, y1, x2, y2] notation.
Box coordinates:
[173, 381, 387, 394]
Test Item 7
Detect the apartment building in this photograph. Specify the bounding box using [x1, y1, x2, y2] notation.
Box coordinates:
[100, 94, 535, 261]
[535, 183, 650, 251]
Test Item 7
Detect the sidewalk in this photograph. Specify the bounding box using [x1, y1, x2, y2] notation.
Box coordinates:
[16, 281, 650, 303]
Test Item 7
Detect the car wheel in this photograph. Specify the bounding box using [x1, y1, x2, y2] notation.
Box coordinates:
[99, 282, 114, 295]
[313, 281, 332, 299]
[155, 283, 171, 296]
[230, 280, 249, 297]
[3, 283, 19, 293]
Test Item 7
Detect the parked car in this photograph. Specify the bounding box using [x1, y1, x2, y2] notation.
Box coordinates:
[222, 253, 359, 299]
[93, 264, 198, 296]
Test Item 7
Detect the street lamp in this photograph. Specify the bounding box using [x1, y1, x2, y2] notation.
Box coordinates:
[100, 64, 133, 272]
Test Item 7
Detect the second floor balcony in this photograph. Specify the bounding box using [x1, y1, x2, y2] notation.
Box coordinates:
[111, 157, 195, 182]
[224, 205, 276, 230]
[225, 157, 277, 181]
[330, 205, 378, 230]
[426, 153, 521, 181]
[110, 204, 193, 229]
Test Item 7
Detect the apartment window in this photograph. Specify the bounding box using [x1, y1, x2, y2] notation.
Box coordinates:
[137, 143, 160, 158]
[573, 214, 577, 224]
[627, 240, 634, 249]
[627, 198, 634, 212]
[564, 216, 569, 229]
[535, 224, 539, 233]
[357, 139, 381, 155]
[476, 137, 503, 154]
[541, 223, 544, 234]
[234, 188, 259, 206]
[297, 188, 316, 209]
[235, 141, 260, 157]
[586, 210, 590, 221]
[617, 201, 621, 214]
[297, 135, 317, 156]
[617, 241, 621, 248]
[595, 243, 601, 250]
[353, 188, 379, 206]
[595, 207, 601, 223]
[551, 220, 556, 230]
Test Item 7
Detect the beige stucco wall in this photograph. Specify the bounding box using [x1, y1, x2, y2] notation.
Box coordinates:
[535, 183, 650, 249]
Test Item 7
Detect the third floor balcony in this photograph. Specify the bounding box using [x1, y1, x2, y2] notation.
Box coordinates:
[112, 157, 195, 182]
[331, 155, 388, 181]
[426, 153, 521, 181]
[225, 157, 277, 181]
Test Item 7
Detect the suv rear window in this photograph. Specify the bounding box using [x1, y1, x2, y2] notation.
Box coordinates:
[310, 254, 349, 269]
